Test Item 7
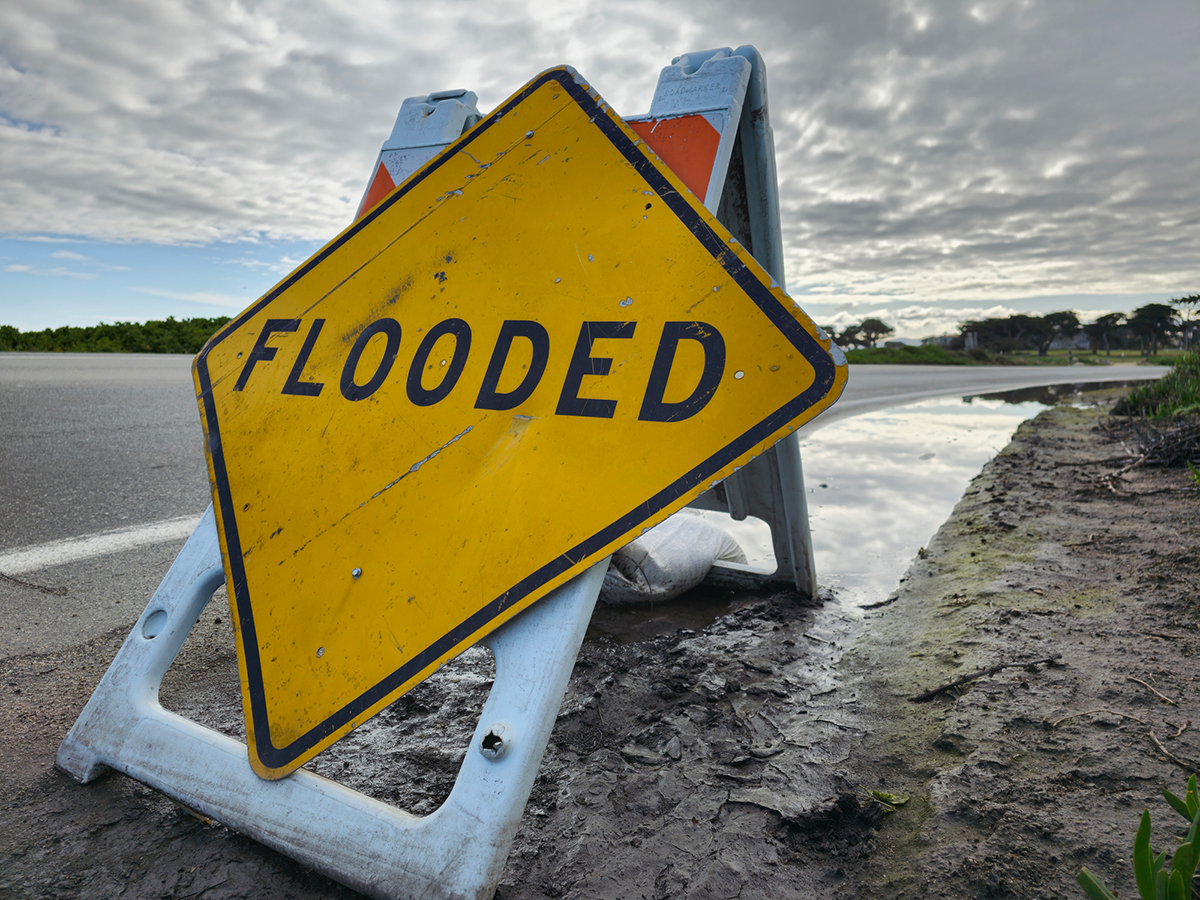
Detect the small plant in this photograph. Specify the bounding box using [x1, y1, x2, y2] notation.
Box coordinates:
[1117, 349, 1200, 418]
[1078, 775, 1200, 900]
[860, 786, 909, 813]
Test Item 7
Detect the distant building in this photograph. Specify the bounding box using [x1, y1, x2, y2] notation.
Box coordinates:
[921, 332, 976, 350]
[1048, 332, 1091, 351]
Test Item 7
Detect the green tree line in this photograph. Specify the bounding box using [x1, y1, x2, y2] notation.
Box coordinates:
[0, 316, 232, 354]
[960, 302, 1189, 357]
[824, 294, 1198, 359]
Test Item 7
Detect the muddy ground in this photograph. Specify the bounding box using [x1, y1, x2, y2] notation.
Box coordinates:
[2, 398, 1199, 899]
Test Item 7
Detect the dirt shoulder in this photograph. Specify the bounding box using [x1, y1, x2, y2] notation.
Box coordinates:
[837, 403, 1200, 899]
[2, 401, 1198, 899]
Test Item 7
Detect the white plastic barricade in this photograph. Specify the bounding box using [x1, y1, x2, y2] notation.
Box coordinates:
[630, 47, 827, 597]
[57, 45, 838, 900]
[58, 505, 607, 900]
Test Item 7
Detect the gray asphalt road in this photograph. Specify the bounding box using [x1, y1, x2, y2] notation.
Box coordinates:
[0, 354, 207, 656]
[808, 360, 1166, 429]
[0, 353, 207, 550]
[0, 351, 1168, 657]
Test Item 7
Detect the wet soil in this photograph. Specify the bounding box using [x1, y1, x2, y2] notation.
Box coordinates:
[2, 401, 1199, 899]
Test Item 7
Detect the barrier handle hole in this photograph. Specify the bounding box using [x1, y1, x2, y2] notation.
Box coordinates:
[142, 609, 169, 639]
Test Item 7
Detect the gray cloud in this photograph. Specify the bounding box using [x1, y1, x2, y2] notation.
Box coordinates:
[1, 0, 1196, 310]
[753, 0, 1200, 301]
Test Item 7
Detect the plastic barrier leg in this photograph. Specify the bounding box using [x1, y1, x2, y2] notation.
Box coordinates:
[634, 46, 819, 597]
[57, 504, 607, 900]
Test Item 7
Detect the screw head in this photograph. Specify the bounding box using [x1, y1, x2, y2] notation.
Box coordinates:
[352, 567, 363, 579]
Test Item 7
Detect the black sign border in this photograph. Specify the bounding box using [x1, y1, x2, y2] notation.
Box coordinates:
[195, 67, 841, 772]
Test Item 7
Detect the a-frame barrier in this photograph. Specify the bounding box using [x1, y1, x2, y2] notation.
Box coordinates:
[629, 47, 820, 598]
[57, 45, 819, 900]
[57, 506, 609, 900]
[357, 46, 821, 597]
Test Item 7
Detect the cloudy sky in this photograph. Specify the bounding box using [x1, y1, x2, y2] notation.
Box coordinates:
[1, 0, 1197, 337]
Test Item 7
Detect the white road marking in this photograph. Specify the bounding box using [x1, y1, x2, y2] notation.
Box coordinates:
[0, 515, 202, 575]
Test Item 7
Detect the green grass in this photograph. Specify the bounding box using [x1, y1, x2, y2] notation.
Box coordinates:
[1071, 347, 1189, 363]
[844, 345, 970, 364]
[0, 317, 232, 354]
[992, 350, 1109, 366]
[1116, 350, 1200, 417]
[843, 344, 1105, 365]
[844, 343, 1172, 366]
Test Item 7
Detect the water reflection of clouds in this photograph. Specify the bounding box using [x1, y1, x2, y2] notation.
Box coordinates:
[800, 396, 1046, 609]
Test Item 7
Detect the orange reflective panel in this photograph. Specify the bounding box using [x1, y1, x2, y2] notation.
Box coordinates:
[629, 115, 722, 203]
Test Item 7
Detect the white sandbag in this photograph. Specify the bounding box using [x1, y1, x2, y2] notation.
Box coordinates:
[601, 513, 747, 606]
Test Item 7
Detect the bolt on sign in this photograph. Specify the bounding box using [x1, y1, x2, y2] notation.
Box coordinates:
[194, 66, 848, 779]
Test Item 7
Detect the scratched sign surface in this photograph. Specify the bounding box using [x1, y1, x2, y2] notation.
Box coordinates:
[194, 66, 847, 779]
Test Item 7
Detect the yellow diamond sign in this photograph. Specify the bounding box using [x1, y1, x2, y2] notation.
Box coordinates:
[194, 66, 847, 779]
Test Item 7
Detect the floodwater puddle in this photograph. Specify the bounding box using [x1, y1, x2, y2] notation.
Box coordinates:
[806, 380, 1133, 612]
[803, 393, 1048, 611]
[589, 380, 1133, 643]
